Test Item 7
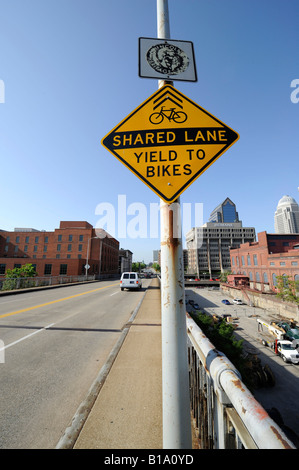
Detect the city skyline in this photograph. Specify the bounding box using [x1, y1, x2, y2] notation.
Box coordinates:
[0, 1, 298, 263]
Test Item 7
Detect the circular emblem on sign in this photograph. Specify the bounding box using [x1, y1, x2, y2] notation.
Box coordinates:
[146, 43, 189, 76]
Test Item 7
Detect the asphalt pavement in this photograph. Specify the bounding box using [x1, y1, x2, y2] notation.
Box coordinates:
[70, 277, 163, 449]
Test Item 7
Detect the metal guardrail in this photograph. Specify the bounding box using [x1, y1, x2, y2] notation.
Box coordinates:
[0, 275, 96, 291]
[186, 314, 295, 449]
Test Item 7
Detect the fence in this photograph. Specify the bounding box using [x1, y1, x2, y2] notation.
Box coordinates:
[0, 275, 96, 292]
[186, 313, 295, 449]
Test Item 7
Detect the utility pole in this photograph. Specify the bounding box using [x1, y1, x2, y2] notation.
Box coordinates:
[157, 0, 192, 449]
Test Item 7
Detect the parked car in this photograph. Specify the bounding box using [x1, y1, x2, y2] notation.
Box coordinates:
[233, 298, 243, 305]
[120, 272, 142, 290]
[221, 299, 231, 305]
[193, 303, 200, 310]
[189, 300, 195, 305]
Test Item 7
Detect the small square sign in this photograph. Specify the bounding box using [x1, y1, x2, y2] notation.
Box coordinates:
[139, 37, 197, 82]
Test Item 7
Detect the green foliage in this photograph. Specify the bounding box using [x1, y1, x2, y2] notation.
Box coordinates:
[276, 275, 299, 304]
[2, 263, 37, 291]
[219, 270, 231, 282]
[190, 310, 246, 383]
[152, 262, 160, 272]
[131, 262, 146, 272]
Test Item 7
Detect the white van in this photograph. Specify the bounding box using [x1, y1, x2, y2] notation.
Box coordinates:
[120, 272, 142, 291]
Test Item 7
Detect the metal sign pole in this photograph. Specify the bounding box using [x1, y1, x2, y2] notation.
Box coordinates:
[157, 0, 192, 449]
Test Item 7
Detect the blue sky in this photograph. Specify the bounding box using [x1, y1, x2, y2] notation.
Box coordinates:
[0, 0, 298, 263]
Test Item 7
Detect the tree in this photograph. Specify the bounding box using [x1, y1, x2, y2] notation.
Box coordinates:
[276, 274, 299, 304]
[132, 262, 146, 272]
[152, 262, 160, 272]
[5, 263, 37, 278]
[219, 270, 231, 283]
[2, 263, 38, 291]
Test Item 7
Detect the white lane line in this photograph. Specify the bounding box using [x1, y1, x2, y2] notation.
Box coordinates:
[0, 323, 55, 353]
[110, 291, 119, 296]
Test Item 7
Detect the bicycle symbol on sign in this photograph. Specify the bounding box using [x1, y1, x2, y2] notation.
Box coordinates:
[149, 106, 187, 125]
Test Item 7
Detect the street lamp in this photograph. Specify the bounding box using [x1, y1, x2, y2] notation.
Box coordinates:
[85, 236, 99, 279]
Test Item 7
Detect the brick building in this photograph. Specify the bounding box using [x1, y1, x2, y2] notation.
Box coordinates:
[0, 221, 119, 278]
[230, 231, 299, 292]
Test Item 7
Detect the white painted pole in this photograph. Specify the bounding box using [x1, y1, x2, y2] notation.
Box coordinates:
[157, 0, 192, 449]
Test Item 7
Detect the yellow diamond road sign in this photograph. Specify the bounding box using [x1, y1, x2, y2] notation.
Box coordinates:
[101, 85, 239, 203]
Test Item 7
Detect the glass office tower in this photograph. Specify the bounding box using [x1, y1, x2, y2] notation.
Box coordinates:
[209, 198, 239, 224]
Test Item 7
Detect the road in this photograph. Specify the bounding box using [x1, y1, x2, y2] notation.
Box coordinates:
[0, 279, 150, 449]
[185, 286, 299, 444]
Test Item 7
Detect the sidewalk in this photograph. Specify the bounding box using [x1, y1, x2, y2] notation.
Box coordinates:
[73, 278, 163, 449]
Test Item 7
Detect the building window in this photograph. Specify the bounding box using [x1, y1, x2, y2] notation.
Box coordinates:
[241, 256, 245, 266]
[280, 262, 286, 266]
[231, 257, 235, 266]
[283, 242, 289, 246]
[34, 245, 38, 252]
[60, 264, 67, 275]
[67, 254, 71, 259]
[0, 264, 6, 275]
[14, 264, 21, 269]
[14, 245, 19, 253]
[24, 245, 28, 252]
[57, 244, 61, 252]
[78, 244, 82, 252]
[68, 244, 72, 252]
[247, 255, 251, 266]
[79, 235, 83, 242]
[44, 264, 52, 275]
[6, 236, 10, 243]
[272, 273, 277, 286]
[35, 236, 39, 243]
[58, 235, 62, 242]
[263, 272, 268, 283]
[270, 262, 275, 266]
[25, 236, 29, 243]
[253, 254, 258, 266]
[68, 235, 73, 242]
[291, 262, 298, 266]
[56, 254, 60, 259]
[256, 272, 260, 282]
[249, 272, 253, 281]
[43, 245, 48, 252]
[45, 236, 48, 243]
[16, 236, 20, 243]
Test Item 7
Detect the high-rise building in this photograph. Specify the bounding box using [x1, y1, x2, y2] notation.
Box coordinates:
[186, 198, 255, 276]
[209, 197, 239, 223]
[274, 195, 299, 234]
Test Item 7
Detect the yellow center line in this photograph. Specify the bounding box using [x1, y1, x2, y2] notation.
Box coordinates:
[0, 283, 117, 319]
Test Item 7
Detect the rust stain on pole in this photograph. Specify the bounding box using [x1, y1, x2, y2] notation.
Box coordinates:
[270, 426, 293, 449]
